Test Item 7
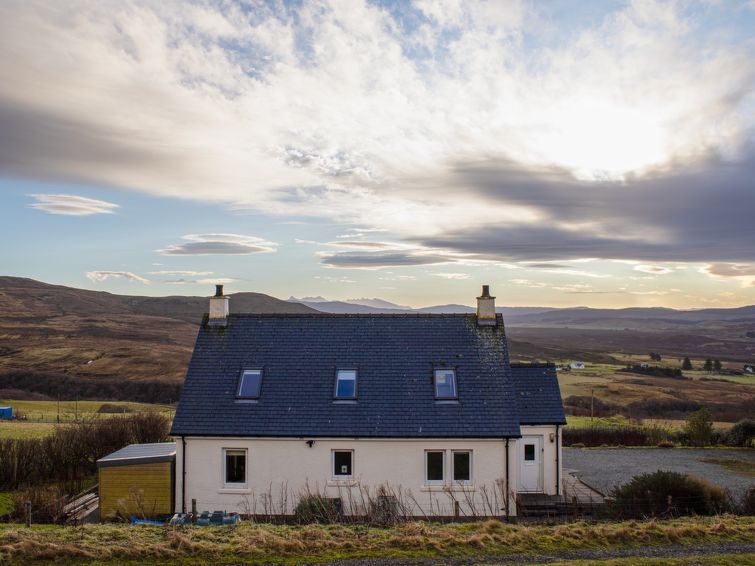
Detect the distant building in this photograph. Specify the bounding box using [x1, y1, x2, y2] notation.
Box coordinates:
[570, 362, 585, 370]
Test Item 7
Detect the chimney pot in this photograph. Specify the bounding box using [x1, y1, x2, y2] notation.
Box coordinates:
[215, 284, 224, 297]
[476, 284, 497, 326]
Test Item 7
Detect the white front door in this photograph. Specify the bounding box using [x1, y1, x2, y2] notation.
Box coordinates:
[518, 436, 543, 492]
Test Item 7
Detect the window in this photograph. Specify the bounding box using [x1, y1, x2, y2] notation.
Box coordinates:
[452, 451, 472, 483]
[433, 369, 457, 399]
[425, 451, 444, 483]
[224, 449, 246, 485]
[524, 443, 535, 461]
[332, 450, 353, 478]
[334, 369, 357, 399]
[237, 369, 262, 398]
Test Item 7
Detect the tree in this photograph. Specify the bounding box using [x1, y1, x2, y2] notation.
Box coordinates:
[685, 408, 713, 447]
[713, 359, 722, 372]
[682, 357, 693, 371]
[703, 359, 713, 372]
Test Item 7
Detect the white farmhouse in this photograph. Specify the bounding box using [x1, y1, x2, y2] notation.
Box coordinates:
[171, 285, 566, 520]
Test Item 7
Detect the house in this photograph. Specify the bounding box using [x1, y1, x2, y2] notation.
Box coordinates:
[171, 285, 566, 519]
[744, 365, 753, 374]
[570, 362, 585, 370]
[97, 443, 176, 520]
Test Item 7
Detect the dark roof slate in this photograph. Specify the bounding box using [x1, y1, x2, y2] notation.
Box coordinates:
[171, 313, 521, 438]
[511, 363, 567, 425]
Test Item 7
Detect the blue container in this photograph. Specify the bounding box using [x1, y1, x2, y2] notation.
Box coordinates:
[0, 406, 12, 419]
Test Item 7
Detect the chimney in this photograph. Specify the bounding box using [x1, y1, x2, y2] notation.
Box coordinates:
[476, 285, 497, 326]
[208, 284, 229, 326]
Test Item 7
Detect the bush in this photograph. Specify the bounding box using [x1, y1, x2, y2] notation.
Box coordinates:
[725, 419, 755, 447]
[563, 425, 672, 447]
[294, 494, 341, 523]
[657, 440, 674, 448]
[11, 484, 68, 524]
[741, 486, 755, 515]
[0, 413, 171, 491]
[684, 408, 713, 447]
[610, 470, 732, 519]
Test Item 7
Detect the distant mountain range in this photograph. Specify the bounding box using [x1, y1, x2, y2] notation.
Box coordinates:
[288, 296, 755, 324]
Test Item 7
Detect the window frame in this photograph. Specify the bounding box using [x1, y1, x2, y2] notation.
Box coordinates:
[331, 449, 355, 479]
[451, 450, 473, 484]
[424, 450, 445, 485]
[237, 369, 263, 399]
[222, 448, 248, 487]
[433, 368, 458, 400]
[334, 368, 358, 400]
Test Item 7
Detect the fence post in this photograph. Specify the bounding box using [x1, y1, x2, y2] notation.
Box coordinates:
[25, 500, 31, 527]
[454, 500, 460, 519]
[191, 498, 197, 524]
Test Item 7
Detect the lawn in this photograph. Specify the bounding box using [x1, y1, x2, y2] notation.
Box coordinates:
[0, 399, 174, 423]
[0, 421, 57, 439]
[0, 515, 752, 564]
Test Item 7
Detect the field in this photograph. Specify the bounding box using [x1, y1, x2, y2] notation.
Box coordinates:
[0, 516, 752, 564]
[555, 362, 754, 422]
[0, 399, 174, 422]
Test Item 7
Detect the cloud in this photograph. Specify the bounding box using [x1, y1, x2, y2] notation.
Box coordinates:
[1, 1, 754, 269]
[29, 194, 118, 216]
[702, 263, 755, 287]
[434, 272, 471, 280]
[633, 264, 673, 275]
[86, 271, 149, 284]
[196, 277, 236, 285]
[157, 234, 277, 255]
[147, 270, 213, 276]
[319, 250, 456, 269]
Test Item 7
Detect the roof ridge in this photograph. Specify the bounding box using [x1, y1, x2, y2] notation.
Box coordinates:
[206, 313, 503, 318]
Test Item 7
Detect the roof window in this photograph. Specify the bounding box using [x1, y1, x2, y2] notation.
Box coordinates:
[335, 369, 357, 399]
[434, 368, 457, 399]
[237, 369, 262, 399]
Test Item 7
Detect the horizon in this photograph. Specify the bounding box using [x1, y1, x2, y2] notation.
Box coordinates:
[2, 1, 755, 309]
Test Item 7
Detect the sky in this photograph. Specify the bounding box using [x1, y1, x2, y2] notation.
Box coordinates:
[1, 0, 755, 309]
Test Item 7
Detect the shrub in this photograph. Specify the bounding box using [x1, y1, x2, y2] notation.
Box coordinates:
[563, 425, 672, 447]
[741, 486, 755, 516]
[684, 408, 713, 447]
[610, 470, 731, 519]
[657, 440, 674, 448]
[294, 495, 341, 523]
[11, 484, 68, 524]
[725, 419, 755, 447]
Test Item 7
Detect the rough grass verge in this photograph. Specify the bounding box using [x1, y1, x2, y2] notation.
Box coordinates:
[0, 515, 753, 564]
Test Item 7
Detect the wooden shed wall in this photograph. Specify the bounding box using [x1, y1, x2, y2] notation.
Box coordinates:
[99, 461, 174, 519]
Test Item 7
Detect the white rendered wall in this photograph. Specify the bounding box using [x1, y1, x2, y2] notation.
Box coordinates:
[516, 425, 562, 495]
[175, 437, 518, 518]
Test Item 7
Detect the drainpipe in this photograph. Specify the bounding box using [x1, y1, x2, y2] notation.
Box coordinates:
[504, 438, 510, 521]
[555, 425, 561, 496]
[181, 436, 187, 514]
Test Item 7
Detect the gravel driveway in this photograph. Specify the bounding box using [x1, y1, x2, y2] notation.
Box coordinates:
[563, 447, 755, 498]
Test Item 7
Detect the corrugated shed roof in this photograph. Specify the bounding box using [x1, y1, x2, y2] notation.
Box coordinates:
[511, 363, 567, 425]
[171, 313, 521, 438]
[97, 442, 176, 468]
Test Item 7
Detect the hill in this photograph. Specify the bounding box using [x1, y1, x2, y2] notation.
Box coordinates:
[0, 277, 315, 402]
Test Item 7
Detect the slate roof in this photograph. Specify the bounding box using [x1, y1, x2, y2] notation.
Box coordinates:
[511, 363, 567, 425]
[171, 313, 522, 438]
[97, 442, 176, 468]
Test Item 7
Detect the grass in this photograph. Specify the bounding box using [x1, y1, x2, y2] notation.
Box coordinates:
[0, 421, 57, 439]
[0, 492, 13, 516]
[542, 555, 755, 565]
[701, 458, 755, 478]
[0, 515, 752, 564]
[0, 399, 174, 423]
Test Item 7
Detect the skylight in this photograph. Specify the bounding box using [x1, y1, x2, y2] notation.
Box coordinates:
[335, 369, 357, 399]
[237, 369, 262, 398]
[434, 368, 457, 399]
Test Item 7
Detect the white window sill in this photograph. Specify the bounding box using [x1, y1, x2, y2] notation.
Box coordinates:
[327, 479, 359, 487]
[218, 486, 250, 493]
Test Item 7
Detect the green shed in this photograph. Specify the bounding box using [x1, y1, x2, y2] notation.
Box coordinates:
[97, 442, 175, 520]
